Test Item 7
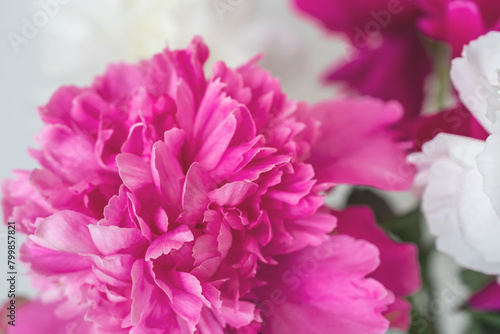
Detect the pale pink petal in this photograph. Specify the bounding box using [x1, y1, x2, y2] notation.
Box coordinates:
[2, 170, 52, 234]
[30, 211, 99, 254]
[3, 299, 93, 334]
[88, 225, 147, 255]
[21, 239, 92, 274]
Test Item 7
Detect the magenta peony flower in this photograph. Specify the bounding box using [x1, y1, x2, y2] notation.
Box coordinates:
[2, 37, 414, 333]
[291, 0, 432, 119]
[416, 0, 500, 57]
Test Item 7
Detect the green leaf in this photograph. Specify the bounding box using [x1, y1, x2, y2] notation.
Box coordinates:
[380, 207, 422, 245]
[469, 311, 500, 333]
[408, 300, 437, 334]
[461, 269, 494, 293]
[347, 188, 395, 222]
[465, 321, 487, 334]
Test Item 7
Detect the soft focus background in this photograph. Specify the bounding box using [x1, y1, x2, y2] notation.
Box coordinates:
[0, 1, 468, 333]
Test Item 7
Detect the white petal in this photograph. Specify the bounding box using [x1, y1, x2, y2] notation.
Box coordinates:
[477, 117, 500, 218]
[409, 133, 483, 195]
[458, 167, 500, 263]
[410, 133, 500, 274]
[451, 31, 500, 133]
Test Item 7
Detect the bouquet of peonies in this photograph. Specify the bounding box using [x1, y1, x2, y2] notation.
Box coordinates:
[3, 0, 500, 333]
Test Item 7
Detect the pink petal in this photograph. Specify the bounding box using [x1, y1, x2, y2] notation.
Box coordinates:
[152, 268, 205, 332]
[176, 79, 196, 137]
[130, 259, 157, 325]
[2, 170, 52, 234]
[256, 235, 392, 334]
[383, 297, 412, 330]
[220, 299, 257, 329]
[335, 206, 421, 298]
[195, 112, 238, 170]
[30, 211, 99, 254]
[145, 225, 194, 261]
[3, 299, 92, 334]
[308, 98, 415, 191]
[20, 239, 91, 274]
[326, 33, 431, 118]
[88, 225, 147, 255]
[181, 163, 211, 222]
[116, 153, 154, 192]
[209, 182, 258, 207]
[151, 135, 185, 208]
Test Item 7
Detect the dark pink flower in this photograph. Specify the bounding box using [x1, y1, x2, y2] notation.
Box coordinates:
[416, 0, 500, 57]
[292, 0, 419, 40]
[292, 0, 432, 119]
[3, 38, 414, 333]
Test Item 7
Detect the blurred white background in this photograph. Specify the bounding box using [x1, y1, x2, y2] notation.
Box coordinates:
[1, 0, 45, 303]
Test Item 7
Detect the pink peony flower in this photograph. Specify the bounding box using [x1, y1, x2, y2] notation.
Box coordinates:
[2, 37, 414, 333]
[291, 0, 432, 119]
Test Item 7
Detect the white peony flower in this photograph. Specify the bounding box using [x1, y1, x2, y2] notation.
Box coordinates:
[410, 31, 500, 275]
[450, 31, 500, 133]
[38, 0, 339, 103]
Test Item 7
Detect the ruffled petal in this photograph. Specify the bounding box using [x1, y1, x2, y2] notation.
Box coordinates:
[451, 31, 500, 133]
[256, 235, 392, 334]
[410, 133, 500, 274]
